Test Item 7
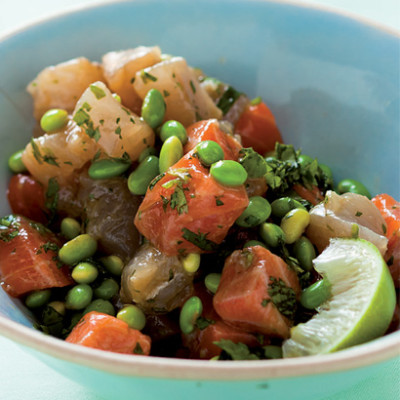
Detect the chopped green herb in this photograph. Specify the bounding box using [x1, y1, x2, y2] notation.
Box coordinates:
[215, 195, 224, 206]
[214, 339, 260, 360]
[238, 148, 267, 178]
[351, 223, 360, 238]
[90, 84, 106, 100]
[163, 90, 170, 97]
[133, 342, 144, 355]
[267, 276, 297, 320]
[190, 80, 196, 93]
[217, 86, 241, 115]
[195, 316, 215, 330]
[382, 224, 387, 235]
[355, 211, 363, 217]
[149, 173, 166, 190]
[140, 70, 158, 84]
[181, 228, 218, 251]
[170, 182, 189, 215]
[115, 126, 122, 139]
[0, 215, 20, 242]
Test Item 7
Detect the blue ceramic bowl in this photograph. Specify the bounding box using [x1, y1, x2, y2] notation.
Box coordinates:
[0, 1, 399, 399]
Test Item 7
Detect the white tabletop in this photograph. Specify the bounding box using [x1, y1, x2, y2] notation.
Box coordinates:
[0, 1, 398, 399]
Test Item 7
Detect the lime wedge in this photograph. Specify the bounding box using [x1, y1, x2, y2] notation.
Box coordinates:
[283, 238, 396, 357]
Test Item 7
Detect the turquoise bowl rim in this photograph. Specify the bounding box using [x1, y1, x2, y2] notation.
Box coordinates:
[0, 0, 399, 382]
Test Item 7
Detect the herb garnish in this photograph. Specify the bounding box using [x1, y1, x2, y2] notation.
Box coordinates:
[181, 228, 218, 251]
[267, 276, 297, 320]
[89, 84, 106, 99]
[140, 70, 158, 84]
[0, 215, 20, 242]
[73, 102, 101, 142]
[217, 86, 241, 115]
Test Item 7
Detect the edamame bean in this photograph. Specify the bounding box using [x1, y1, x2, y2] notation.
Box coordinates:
[243, 240, 267, 249]
[60, 217, 81, 240]
[319, 163, 333, 183]
[300, 278, 331, 309]
[204, 273, 221, 294]
[298, 154, 313, 166]
[179, 296, 203, 334]
[236, 196, 271, 228]
[280, 208, 310, 244]
[159, 136, 183, 174]
[8, 149, 27, 173]
[138, 146, 157, 163]
[160, 120, 187, 144]
[293, 236, 316, 272]
[127, 155, 160, 195]
[117, 305, 146, 330]
[141, 88, 166, 129]
[65, 284, 93, 310]
[58, 234, 97, 265]
[210, 160, 248, 186]
[263, 345, 283, 359]
[99, 255, 124, 276]
[195, 140, 224, 166]
[25, 289, 51, 309]
[71, 262, 99, 284]
[94, 278, 119, 300]
[83, 299, 115, 316]
[88, 158, 131, 180]
[182, 253, 201, 274]
[40, 108, 68, 132]
[48, 301, 66, 316]
[271, 197, 306, 219]
[337, 178, 371, 199]
[259, 222, 286, 247]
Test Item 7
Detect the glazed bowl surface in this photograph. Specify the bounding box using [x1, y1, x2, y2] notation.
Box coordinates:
[0, 1, 399, 399]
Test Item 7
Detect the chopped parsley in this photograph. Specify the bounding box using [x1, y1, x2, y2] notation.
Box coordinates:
[140, 70, 158, 84]
[36, 241, 59, 255]
[73, 102, 101, 142]
[238, 148, 267, 178]
[149, 173, 166, 190]
[181, 228, 218, 251]
[89, 84, 106, 99]
[355, 211, 363, 217]
[215, 195, 224, 206]
[0, 215, 20, 242]
[217, 86, 242, 115]
[30, 139, 59, 167]
[133, 342, 144, 355]
[195, 316, 215, 330]
[189, 80, 196, 94]
[267, 276, 297, 320]
[169, 182, 189, 215]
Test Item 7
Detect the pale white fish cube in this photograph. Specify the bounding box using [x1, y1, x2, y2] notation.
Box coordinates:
[27, 57, 105, 120]
[133, 57, 222, 127]
[102, 46, 162, 114]
[73, 81, 154, 160]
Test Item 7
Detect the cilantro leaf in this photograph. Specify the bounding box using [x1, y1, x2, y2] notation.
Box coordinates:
[214, 339, 260, 360]
[267, 276, 297, 320]
[238, 148, 267, 178]
[181, 228, 218, 251]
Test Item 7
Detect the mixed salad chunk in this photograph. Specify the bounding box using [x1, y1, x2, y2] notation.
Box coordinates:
[1, 46, 398, 360]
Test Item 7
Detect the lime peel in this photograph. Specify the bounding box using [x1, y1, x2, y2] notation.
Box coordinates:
[283, 238, 396, 357]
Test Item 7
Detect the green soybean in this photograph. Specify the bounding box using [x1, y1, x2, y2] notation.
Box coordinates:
[71, 262, 99, 284]
[179, 296, 203, 334]
[298, 154, 313, 166]
[271, 197, 306, 219]
[60, 217, 81, 240]
[141, 88, 166, 129]
[204, 273, 221, 294]
[243, 240, 267, 249]
[117, 305, 146, 330]
[138, 146, 157, 163]
[94, 278, 119, 300]
[128, 155, 160, 195]
[337, 178, 371, 199]
[160, 120, 187, 144]
[48, 301, 66, 316]
[99, 255, 124, 276]
[259, 222, 286, 247]
[182, 253, 201, 274]
[263, 345, 283, 359]
[210, 160, 248, 186]
[83, 299, 115, 316]
[25, 289, 51, 309]
[65, 284, 93, 310]
[280, 208, 311, 244]
[159, 136, 183, 174]
[236, 196, 271, 228]
[88, 158, 131, 180]
[293, 236, 316, 272]
[8, 149, 27, 173]
[40, 108, 69, 132]
[58, 234, 97, 265]
[195, 140, 224, 166]
[301, 279, 331, 309]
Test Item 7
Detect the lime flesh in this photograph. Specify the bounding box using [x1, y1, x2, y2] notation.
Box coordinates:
[283, 238, 396, 357]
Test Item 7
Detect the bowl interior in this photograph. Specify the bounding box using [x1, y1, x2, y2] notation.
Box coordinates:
[0, 0, 399, 383]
